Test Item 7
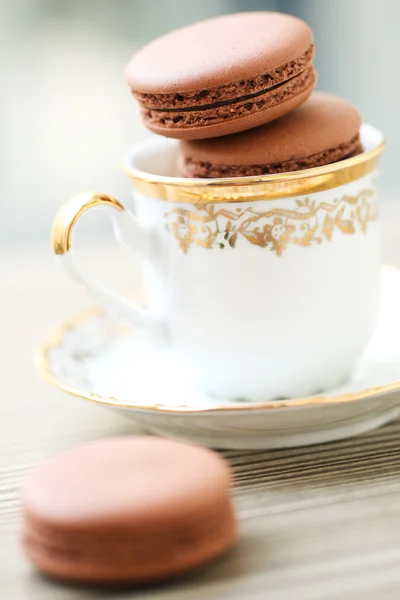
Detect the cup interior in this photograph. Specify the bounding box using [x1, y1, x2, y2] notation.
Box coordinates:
[122, 123, 384, 181]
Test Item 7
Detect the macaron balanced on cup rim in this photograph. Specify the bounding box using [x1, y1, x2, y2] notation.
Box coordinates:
[177, 91, 363, 178]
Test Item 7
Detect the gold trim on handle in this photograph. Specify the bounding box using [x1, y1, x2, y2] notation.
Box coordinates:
[52, 192, 125, 256]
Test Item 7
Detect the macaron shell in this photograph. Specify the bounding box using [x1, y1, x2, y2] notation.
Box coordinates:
[21, 437, 236, 584]
[146, 76, 315, 140]
[126, 12, 313, 94]
[180, 92, 362, 163]
[21, 437, 231, 530]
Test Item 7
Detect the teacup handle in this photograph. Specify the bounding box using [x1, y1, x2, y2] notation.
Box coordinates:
[51, 191, 165, 340]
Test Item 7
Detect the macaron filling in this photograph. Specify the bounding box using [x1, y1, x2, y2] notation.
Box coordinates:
[133, 47, 315, 131]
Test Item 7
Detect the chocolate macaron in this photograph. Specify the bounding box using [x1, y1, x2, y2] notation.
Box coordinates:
[21, 437, 236, 585]
[179, 92, 363, 178]
[126, 12, 316, 140]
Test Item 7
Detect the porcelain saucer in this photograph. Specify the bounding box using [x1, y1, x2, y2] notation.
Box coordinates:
[36, 266, 400, 449]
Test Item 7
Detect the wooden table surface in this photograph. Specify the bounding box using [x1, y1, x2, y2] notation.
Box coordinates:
[2, 202, 400, 600]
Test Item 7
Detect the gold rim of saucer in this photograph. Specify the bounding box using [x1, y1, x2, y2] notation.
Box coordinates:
[35, 298, 400, 414]
[121, 136, 385, 204]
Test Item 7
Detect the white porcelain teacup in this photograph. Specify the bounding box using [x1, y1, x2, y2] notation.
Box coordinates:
[52, 124, 384, 402]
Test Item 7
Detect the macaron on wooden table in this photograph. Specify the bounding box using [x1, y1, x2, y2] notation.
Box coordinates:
[21, 437, 236, 585]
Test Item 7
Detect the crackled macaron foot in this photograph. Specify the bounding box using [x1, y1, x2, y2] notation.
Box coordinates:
[178, 92, 362, 178]
[21, 437, 236, 586]
[126, 12, 316, 140]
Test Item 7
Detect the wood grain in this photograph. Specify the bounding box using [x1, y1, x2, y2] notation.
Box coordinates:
[2, 201, 400, 599]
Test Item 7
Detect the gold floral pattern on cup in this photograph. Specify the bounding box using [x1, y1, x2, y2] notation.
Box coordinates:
[165, 188, 377, 255]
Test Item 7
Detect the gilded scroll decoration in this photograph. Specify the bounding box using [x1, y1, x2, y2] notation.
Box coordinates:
[165, 188, 377, 255]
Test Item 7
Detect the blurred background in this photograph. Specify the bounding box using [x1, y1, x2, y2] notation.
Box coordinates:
[1, 0, 396, 248]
